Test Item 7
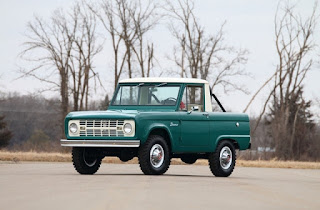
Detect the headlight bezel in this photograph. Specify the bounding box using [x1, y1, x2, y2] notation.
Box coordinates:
[123, 123, 133, 134]
[69, 123, 78, 134]
[68, 120, 80, 136]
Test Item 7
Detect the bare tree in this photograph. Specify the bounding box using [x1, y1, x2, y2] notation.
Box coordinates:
[20, 12, 75, 124]
[130, 0, 159, 77]
[248, 1, 318, 160]
[88, 0, 126, 90]
[250, 2, 318, 132]
[166, 0, 248, 96]
[20, 2, 102, 130]
[70, 3, 103, 111]
[88, 0, 159, 90]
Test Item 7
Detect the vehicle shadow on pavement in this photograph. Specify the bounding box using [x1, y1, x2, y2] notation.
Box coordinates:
[49, 173, 257, 180]
[91, 173, 256, 179]
[163, 174, 213, 178]
[86, 173, 221, 178]
[60, 173, 214, 178]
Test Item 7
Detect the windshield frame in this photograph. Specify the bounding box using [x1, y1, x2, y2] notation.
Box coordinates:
[109, 83, 183, 110]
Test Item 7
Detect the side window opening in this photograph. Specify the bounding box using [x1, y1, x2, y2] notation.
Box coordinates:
[179, 85, 204, 112]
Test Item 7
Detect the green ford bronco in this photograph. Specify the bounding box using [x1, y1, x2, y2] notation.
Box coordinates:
[61, 78, 251, 177]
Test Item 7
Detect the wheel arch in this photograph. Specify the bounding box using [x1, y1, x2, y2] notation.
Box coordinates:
[146, 126, 173, 152]
[214, 135, 240, 151]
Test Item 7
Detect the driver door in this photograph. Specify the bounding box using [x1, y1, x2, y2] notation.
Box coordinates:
[179, 85, 210, 148]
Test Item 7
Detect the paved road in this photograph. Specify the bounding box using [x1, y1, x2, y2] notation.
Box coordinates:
[0, 162, 319, 210]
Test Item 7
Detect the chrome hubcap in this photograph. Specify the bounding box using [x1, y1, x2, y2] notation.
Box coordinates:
[83, 149, 97, 167]
[150, 144, 164, 168]
[219, 146, 232, 170]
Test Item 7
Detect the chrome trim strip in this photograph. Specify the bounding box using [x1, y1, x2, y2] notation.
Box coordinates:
[60, 139, 140, 147]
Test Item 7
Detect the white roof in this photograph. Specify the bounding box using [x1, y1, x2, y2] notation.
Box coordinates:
[119, 77, 208, 84]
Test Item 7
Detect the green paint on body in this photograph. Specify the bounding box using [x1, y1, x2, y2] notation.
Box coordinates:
[64, 82, 251, 153]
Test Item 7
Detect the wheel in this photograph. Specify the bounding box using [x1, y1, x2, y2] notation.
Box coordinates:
[138, 135, 171, 175]
[208, 140, 236, 177]
[72, 147, 102, 175]
[181, 156, 197, 164]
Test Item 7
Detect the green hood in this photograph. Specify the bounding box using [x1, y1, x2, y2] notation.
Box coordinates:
[66, 110, 138, 120]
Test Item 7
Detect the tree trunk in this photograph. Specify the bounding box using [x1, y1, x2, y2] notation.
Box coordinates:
[60, 69, 69, 137]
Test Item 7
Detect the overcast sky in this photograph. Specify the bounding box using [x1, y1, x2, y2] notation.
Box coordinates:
[0, 0, 319, 119]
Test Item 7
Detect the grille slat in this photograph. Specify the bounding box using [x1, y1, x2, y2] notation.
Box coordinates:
[79, 119, 125, 137]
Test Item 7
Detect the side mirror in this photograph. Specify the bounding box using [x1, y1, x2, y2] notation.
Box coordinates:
[192, 106, 199, 111]
[188, 106, 199, 114]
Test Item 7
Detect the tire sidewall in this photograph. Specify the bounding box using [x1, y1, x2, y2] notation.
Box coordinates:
[147, 137, 170, 173]
[216, 141, 235, 174]
[72, 147, 101, 174]
[138, 135, 170, 175]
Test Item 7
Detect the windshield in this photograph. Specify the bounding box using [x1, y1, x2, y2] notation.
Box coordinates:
[112, 85, 180, 106]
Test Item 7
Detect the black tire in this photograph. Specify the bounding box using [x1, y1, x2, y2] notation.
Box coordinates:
[72, 147, 102, 175]
[119, 150, 135, 162]
[181, 156, 197, 164]
[209, 140, 236, 177]
[138, 135, 171, 175]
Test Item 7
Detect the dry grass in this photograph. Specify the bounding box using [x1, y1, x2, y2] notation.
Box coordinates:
[0, 150, 319, 169]
[0, 151, 72, 162]
[236, 159, 320, 169]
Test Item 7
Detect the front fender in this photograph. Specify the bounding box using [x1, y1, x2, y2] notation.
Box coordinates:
[138, 122, 177, 150]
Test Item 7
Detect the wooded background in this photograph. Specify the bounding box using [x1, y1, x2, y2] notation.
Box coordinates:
[0, 0, 319, 161]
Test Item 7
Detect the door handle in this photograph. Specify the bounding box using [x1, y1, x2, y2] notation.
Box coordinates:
[202, 113, 209, 118]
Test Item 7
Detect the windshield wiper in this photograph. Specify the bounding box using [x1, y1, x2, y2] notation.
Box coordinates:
[156, 83, 167, 87]
[136, 82, 167, 87]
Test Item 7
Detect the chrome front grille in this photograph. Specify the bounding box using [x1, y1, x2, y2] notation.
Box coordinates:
[79, 119, 125, 137]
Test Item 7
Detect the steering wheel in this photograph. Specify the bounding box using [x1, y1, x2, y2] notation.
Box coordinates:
[161, 97, 177, 105]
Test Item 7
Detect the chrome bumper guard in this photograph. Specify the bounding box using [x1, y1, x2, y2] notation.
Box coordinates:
[60, 139, 140, 148]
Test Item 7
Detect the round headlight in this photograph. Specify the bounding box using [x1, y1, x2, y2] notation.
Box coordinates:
[123, 123, 132, 134]
[69, 123, 78, 134]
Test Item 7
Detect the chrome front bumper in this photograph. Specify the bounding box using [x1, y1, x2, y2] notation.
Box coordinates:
[60, 139, 140, 148]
